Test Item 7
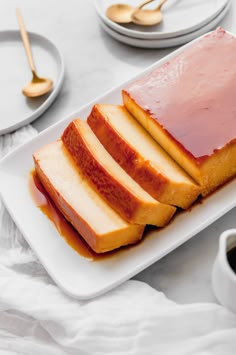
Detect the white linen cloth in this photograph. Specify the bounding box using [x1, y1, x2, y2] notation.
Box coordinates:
[0, 126, 236, 355]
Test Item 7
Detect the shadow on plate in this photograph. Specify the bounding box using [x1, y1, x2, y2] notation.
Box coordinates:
[25, 92, 51, 111]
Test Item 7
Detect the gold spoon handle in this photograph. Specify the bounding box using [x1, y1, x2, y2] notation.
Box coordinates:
[156, 0, 167, 11]
[138, 0, 155, 10]
[16, 8, 36, 75]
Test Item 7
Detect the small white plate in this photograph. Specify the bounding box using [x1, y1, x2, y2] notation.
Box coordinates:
[0, 31, 236, 300]
[95, 0, 229, 40]
[100, 1, 231, 48]
[0, 30, 64, 135]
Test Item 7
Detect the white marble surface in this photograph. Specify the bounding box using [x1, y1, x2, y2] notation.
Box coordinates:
[0, 0, 235, 304]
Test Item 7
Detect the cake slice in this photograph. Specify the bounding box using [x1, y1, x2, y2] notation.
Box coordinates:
[88, 104, 200, 209]
[33, 141, 144, 253]
[62, 119, 176, 226]
[122, 28, 236, 195]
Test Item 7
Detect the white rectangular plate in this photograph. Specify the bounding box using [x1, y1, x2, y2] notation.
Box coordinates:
[1, 33, 236, 300]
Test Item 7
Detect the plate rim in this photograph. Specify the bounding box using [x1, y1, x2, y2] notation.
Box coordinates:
[94, 0, 230, 40]
[98, 1, 231, 49]
[0, 30, 236, 300]
[0, 29, 65, 135]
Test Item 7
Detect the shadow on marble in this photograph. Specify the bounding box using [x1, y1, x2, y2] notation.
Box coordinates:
[134, 207, 236, 305]
[98, 26, 176, 69]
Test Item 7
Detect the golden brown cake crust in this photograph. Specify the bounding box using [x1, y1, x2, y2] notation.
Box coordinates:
[88, 104, 200, 209]
[62, 119, 176, 226]
[62, 120, 141, 221]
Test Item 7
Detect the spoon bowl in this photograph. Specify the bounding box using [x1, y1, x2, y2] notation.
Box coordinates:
[106, 4, 135, 24]
[132, 0, 167, 26]
[23, 73, 53, 98]
[106, 0, 155, 24]
[132, 9, 163, 26]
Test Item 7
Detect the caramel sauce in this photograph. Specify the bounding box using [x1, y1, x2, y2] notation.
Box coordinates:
[227, 247, 236, 274]
[29, 170, 235, 261]
[125, 28, 236, 161]
[29, 170, 154, 260]
[29, 170, 107, 260]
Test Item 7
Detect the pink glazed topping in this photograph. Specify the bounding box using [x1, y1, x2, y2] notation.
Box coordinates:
[125, 28, 236, 162]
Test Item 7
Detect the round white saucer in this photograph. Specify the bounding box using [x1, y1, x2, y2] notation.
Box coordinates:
[0, 30, 64, 135]
[95, 0, 229, 40]
[99, 0, 231, 48]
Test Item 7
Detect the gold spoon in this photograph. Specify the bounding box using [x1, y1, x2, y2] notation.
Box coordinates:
[16, 8, 53, 98]
[132, 0, 168, 26]
[106, 0, 155, 24]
